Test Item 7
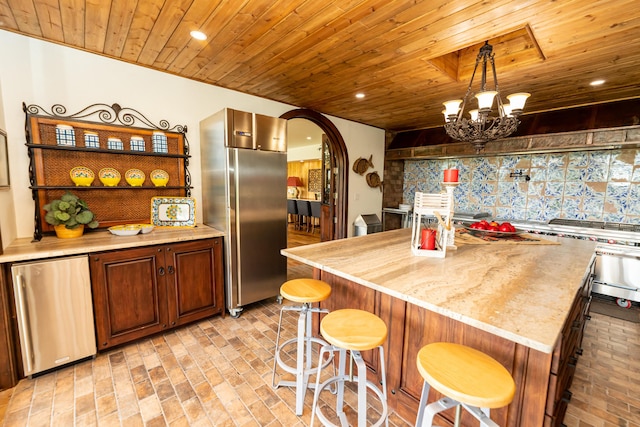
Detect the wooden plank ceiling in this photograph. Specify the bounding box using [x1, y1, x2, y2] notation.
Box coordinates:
[0, 0, 639, 132]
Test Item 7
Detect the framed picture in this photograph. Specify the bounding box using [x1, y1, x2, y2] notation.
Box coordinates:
[308, 169, 322, 193]
[0, 130, 8, 187]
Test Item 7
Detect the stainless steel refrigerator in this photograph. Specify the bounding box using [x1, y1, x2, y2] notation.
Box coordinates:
[200, 108, 288, 317]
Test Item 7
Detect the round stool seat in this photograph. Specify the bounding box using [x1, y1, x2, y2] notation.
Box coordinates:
[280, 278, 332, 303]
[320, 308, 387, 352]
[417, 342, 515, 409]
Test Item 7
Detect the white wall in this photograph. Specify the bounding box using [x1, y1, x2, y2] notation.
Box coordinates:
[0, 72, 16, 250]
[0, 31, 384, 242]
[287, 145, 321, 162]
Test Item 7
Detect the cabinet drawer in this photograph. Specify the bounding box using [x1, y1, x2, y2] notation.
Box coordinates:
[550, 293, 585, 374]
[546, 357, 577, 416]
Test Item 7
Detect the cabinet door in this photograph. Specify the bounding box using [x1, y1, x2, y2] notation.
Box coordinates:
[164, 238, 224, 327]
[90, 246, 167, 350]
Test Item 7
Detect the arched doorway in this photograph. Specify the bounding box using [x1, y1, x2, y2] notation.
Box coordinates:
[280, 109, 348, 239]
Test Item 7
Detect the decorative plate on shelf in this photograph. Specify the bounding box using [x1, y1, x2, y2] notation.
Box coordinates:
[150, 169, 169, 187]
[69, 166, 95, 186]
[151, 197, 196, 227]
[108, 225, 141, 236]
[125, 168, 145, 186]
[98, 168, 121, 187]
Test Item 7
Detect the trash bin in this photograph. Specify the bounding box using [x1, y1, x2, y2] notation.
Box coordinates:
[354, 214, 382, 236]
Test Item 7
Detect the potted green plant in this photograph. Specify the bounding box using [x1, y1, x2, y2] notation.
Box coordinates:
[43, 191, 99, 238]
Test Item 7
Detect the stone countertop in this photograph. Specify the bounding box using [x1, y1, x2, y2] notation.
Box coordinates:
[0, 224, 225, 263]
[281, 228, 597, 353]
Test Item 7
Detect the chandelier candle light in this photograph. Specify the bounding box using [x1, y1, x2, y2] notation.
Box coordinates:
[443, 41, 530, 153]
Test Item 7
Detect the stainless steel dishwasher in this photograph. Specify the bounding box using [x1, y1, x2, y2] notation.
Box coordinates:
[11, 255, 96, 376]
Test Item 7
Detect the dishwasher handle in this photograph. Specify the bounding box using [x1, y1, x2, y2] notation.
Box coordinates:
[14, 274, 34, 374]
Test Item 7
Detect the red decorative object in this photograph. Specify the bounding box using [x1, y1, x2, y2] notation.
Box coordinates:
[443, 169, 459, 182]
[287, 176, 303, 187]
[421, 229, 436, 250]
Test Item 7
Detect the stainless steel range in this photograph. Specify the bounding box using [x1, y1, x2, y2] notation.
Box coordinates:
[545, 219, 640, 307]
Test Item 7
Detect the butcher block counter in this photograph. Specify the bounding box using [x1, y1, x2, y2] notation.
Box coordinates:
[281, 228, 596, 426]
[0, 224, 224, 263]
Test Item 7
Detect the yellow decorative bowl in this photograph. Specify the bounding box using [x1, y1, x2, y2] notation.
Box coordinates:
[125, 169, 145, 187]
[108, 225, 141, 236]
[98, 168, 121, 187]
[70, 166, 95, 187]
[138, 224, 155, 234]
[150, 169, 169, 187]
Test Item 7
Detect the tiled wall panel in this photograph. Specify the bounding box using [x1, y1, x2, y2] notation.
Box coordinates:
[403, 148, 640, 224]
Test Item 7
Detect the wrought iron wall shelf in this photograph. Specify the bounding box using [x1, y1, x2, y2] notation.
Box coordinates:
[29, 186, 192, 191]
[24, 102, 192, 241]
[25, 143, 190, 159]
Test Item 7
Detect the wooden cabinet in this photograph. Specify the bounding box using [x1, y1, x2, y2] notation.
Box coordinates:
[90, 238, 224, 350]
[317, 265, 594, 427]
[545, 258, 594, 426]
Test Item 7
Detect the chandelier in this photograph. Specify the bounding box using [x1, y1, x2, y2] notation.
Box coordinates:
[443, 41, 530, 153]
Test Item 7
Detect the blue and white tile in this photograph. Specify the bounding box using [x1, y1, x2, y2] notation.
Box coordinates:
[564, 181, 584, 197]
[548, 153, 568, 168]
[545, 182, 564, 197]
[627, 184, 640, 215]
[529, 168, 547, 182]
[547, 167, 566, 182]
[527, 182, 544, 197]
[608, 163, 633, 181]
[604, 182, 630, 214]
[531, 154, 548, 168]
[568, 152, 588, 168]
[565, 167, 586, 182]
[561, 197, 581, 218]
[602, 212, 626, 222]
[584, 163, 608, 181]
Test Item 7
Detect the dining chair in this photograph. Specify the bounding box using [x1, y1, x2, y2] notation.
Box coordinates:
[296, 200, 312, 232]
[310, 201, 321, 234]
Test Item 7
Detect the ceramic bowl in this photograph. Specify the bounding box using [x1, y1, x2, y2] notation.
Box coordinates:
[138, 224, 154, 234]
[98, 168, 121, 187]
[108, 225, 141, 236]
[125, 168, 145, 187]
[150, 169, 169, 187]
[70, 166, 95, 186]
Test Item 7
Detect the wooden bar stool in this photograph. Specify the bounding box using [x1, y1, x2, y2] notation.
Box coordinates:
[415, 343, 515, 427]
[311, 308, 388, 427]
[272, 278, 333, 415]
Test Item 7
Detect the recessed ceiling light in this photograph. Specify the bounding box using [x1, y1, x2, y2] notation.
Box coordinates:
[590, 79, 605, 86]
[355, 93, 365, 99]
[190, 30, 207, 41]
[306, 136, 311, 140]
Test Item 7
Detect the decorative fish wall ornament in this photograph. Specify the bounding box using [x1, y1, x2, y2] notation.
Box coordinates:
[366, 171, 383, 192]
[352, 155, 374, 175]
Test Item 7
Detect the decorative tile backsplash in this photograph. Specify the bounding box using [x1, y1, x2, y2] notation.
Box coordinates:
[403, 148, 640, 224]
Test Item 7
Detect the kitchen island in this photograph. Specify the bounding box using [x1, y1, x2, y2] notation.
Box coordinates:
[281, 228, 596, 426]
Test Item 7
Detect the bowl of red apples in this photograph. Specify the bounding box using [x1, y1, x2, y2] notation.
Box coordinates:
[465, 219, 520, 237]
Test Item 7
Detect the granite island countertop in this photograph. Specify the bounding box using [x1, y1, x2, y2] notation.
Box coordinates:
[0, 224, 225, 263]
[281, 228, 596, 353]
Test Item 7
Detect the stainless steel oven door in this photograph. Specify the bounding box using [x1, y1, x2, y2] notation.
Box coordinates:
[593, 246, 640, 303]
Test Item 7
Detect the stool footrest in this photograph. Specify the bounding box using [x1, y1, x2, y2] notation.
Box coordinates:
[273, 336, 334, 378]
[421, 397, 499, 427]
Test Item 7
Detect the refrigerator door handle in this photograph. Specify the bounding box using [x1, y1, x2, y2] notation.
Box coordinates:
[14, 275, 34, 374]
